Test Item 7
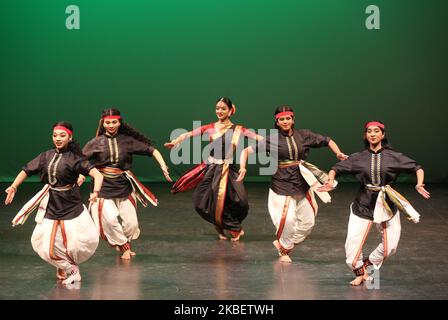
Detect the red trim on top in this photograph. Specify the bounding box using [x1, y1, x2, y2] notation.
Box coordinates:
[275, 111, 294, 119]
[191, 123, 214, 137]
[53, 126, 73, 136]
[241, 127, 258, 140]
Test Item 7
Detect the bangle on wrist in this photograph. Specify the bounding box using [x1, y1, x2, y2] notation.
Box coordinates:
[10, 185, 17, 192]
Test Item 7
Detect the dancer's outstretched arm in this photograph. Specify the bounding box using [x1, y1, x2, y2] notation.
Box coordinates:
[415, 168, 430, 199]
[152, 149, 173, 182]
[4, 170, 28, 205]
[328, 139, 349, 161]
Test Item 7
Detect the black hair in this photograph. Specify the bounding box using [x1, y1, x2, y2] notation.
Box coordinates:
[52, 121, 84, 156]
[96, 108, 153, 146]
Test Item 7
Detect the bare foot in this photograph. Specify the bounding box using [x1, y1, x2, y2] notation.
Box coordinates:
[279, 255, 292, 263]
[120, 250, 132, 260]
[230, 229, 245, 242]
[273, 240, 292, 262]
[218, 233, 228, 240]
[350, 275, 365, 286]
[130, 250, 136, 257]
[56, 268, 67, 280]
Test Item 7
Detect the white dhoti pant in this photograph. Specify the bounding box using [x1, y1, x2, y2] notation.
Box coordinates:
[345, 204, 401, 270]
[90, 196, 140, 247]
[268, 189, 316, 253]
[31, 206, 99, 273]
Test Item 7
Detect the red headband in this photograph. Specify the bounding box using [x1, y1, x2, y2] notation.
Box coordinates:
[53, 126, 73, 136]
[365, 121, 385, 130]
[103, 115, 121, 120]
[275, 111, 294, 119]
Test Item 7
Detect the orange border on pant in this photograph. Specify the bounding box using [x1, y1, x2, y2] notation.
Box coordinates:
[128, 195, 137, 209]
[97, 198, 127, 248]
[214, 163, 229, 233]
[351, 220, 373, 269]
[98, 198, 108, 241]
[382, 221, 388, 260]
[49, 220, 62, 260]
[305, 191, 317, 216]
[60, 220, 76, 265]
[49, 220, 75, 264]
[276, 196, 291, 240]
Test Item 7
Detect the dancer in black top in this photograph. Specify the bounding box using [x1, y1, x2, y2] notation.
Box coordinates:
[165, 97, 263, 241]
[5, 122, 103, 285]
[83, 108, 172, 259]
[239, 106, 347, 262]
[318, 120, 430, 285]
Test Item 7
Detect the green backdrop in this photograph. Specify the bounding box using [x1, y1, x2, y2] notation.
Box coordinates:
[1, 0, 446, 182]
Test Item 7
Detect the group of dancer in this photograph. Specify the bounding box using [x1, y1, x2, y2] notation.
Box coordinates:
[4, 97, 430, 286]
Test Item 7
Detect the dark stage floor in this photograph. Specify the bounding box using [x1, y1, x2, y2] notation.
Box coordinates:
[0, 182, 447, 300]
